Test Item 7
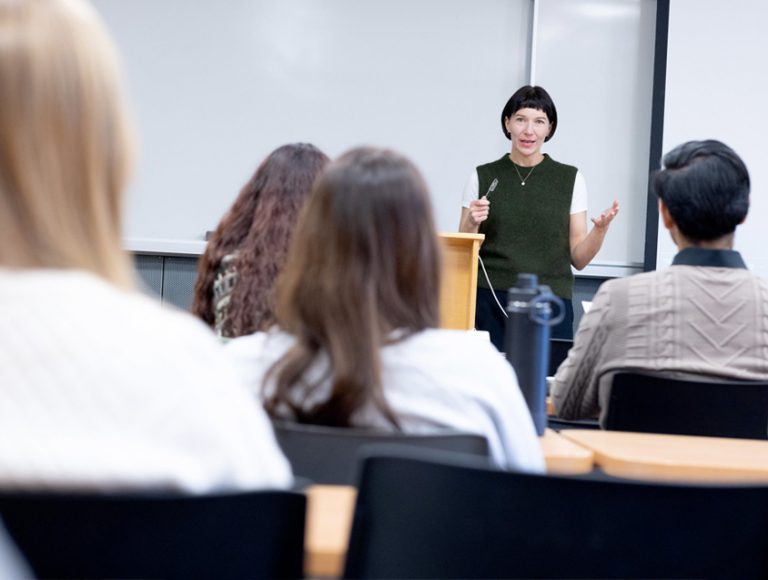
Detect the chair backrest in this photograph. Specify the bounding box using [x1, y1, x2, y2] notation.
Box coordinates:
[343, 449, 768, 579]
[272, 421, 490, 485]
[604, 370, 768, 439]
[0, 489, 305, 580]
[548, 337, 573, 376]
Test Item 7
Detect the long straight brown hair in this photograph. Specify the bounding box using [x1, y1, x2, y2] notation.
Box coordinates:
[264, 147, 442, 427]
[192, 143, 329, 337]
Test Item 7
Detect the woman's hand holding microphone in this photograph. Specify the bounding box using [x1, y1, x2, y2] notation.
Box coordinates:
[468, 197, 490, 226]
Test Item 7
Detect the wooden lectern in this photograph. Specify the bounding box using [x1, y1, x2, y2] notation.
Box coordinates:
[438, 233, 484, 330]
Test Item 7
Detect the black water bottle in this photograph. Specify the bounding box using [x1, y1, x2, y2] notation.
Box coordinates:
[505, 273, 564, 435]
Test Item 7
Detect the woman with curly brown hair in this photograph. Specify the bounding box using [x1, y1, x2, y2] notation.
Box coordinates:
[227, 146, 544, 472]
[192, 143, 329, 338]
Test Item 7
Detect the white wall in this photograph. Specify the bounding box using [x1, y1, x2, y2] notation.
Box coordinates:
[659, 0, 768, 275]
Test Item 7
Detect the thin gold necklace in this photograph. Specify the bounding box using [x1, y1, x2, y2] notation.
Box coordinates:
[512, 162, 536, 186]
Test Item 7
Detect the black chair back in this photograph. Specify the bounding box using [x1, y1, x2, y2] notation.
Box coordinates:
[272, 421, 489, 485]
[605, 371, 768, 439]
[0, 489, 305, 580]
[344, 449, 768, 579]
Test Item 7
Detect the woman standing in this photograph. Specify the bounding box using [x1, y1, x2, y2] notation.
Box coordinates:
[460, 85, 618, 348]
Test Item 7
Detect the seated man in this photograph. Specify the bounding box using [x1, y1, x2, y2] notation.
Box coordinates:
[551, 139, 768, 424]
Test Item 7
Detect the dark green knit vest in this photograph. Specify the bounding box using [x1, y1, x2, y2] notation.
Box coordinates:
[477, 153, 577, 299]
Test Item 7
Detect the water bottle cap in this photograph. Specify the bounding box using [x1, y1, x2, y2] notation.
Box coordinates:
[515, 273, 538, 289]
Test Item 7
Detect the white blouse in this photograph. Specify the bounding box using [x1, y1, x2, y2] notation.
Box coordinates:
[227, 328, 545, 473]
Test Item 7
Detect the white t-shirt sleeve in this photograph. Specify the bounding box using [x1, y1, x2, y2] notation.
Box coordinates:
[465, 167, 586, 214]
[570, 170, 588, 214]
[461, 169, 480, 208]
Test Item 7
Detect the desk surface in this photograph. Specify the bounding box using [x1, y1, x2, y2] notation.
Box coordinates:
[561, 429, 768, 483]
[304, 430, 593, 578]
[540, 428, 594, 475]
[305, 485, 356, 578]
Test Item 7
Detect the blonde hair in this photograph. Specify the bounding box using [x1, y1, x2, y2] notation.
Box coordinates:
[0, 0, 136, 286]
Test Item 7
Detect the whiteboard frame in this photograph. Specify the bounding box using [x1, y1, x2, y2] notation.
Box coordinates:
[643, 0, 669, 271]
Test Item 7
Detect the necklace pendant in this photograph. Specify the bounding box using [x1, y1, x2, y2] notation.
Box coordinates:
[512, 160, 535, 187]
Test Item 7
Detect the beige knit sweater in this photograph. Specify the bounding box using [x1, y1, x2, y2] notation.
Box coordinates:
[551, 262, 768, 424]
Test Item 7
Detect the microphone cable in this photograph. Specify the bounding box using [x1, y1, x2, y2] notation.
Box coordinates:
[476, 177, 508, 318]
[478, 255, 508, 319]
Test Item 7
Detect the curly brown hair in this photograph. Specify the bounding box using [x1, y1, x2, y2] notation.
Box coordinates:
[192, 143, 329, 337]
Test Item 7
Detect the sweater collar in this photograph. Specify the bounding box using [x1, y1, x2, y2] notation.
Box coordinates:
[672, 247, 747, 269]
[503, 152, 551, 169]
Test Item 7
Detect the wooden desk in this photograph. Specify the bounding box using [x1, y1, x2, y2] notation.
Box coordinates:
[540, 428, 594, 474]
[305, 485, 357, 578]
[561, 429, 768, 483]
[304, 432, 594, 577]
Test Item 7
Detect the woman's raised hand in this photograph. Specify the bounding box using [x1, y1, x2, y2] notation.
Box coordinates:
[591, 199, 619, 230]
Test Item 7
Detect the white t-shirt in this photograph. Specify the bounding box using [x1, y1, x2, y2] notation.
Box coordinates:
[0, 269, 292, 493]
[227, 328, 546, 473]
[461, 168, 589, 214]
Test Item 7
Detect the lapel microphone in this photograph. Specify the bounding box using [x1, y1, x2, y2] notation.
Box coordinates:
[483, 178, 499, 200]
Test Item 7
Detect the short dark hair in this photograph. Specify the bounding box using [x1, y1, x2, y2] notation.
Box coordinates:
[652, 140, 750, 242]
[500, 85, 557, 141]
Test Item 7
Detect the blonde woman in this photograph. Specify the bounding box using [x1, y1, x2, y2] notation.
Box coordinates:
[0, 0, 290, 491]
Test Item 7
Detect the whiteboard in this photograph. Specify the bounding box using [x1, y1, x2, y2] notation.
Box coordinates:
[658, 0, 768, 276]
[93, 0, 530, 246]
[95, 0, 657, 272]
[535, 0, 656, 272]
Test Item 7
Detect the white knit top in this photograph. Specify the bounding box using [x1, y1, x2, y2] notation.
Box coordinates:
[0, 269, 292, 492]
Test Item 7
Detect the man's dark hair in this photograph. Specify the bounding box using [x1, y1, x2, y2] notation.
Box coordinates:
[652, 139, 750, 242]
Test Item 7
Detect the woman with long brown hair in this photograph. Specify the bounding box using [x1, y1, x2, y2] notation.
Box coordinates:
[228, 147, 544, 471]
[0, 0, 290, 491]
[192, 143, 329, 338]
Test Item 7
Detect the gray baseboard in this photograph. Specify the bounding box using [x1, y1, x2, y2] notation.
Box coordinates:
[133, 253, 611, 330]
[133, 254, 199, 311]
